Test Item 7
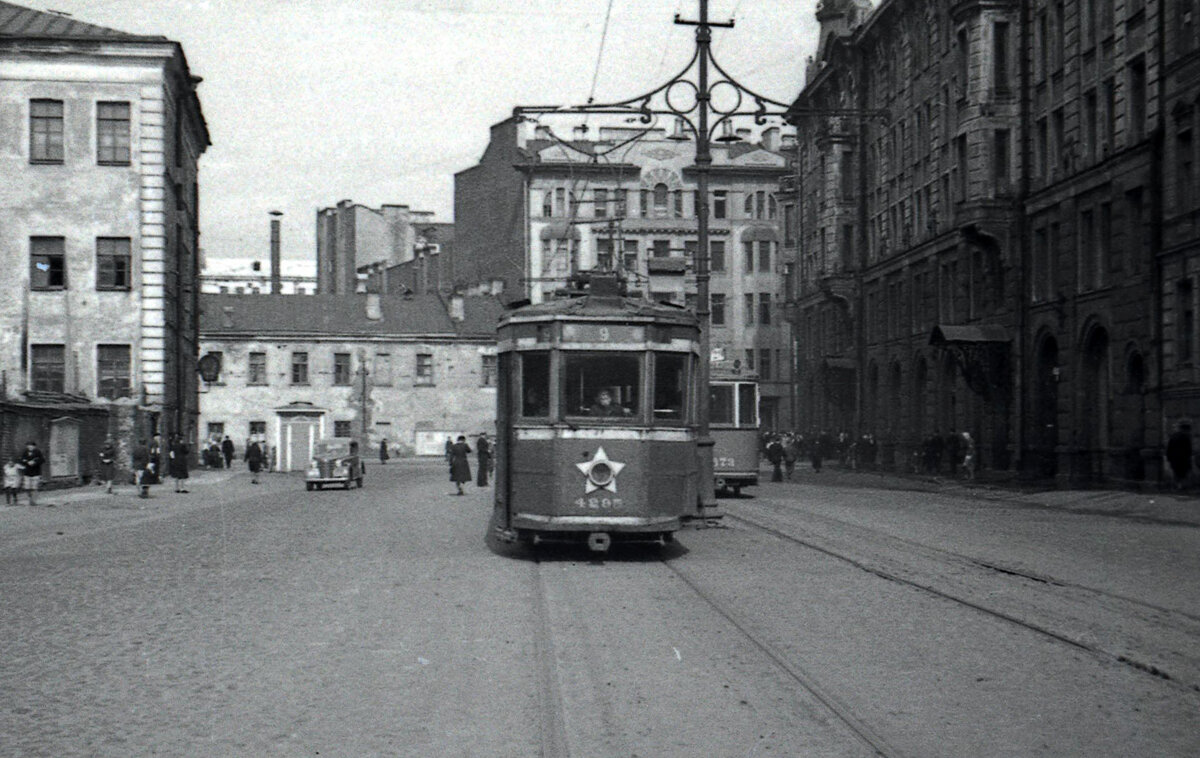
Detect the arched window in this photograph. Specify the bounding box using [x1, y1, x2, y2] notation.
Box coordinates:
[542, 191, 553, 218]
[653, 183, 669, 216]
[744, 193, 755, 216]
[768, 194, 778, 219]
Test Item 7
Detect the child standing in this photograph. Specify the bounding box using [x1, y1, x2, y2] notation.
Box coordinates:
[3, 455, 20, 504]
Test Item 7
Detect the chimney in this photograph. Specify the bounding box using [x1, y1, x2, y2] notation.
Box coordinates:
[269, 210, 283, 294]
[365, 293, 383, 320]
[449, 294, 465, 322]
[762, 127, 780, 152]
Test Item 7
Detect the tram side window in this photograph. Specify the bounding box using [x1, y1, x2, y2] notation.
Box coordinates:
[564, 353, 640, 418]
[521, 352, 551, 417]
[738, 383, 758, 428]
[710, 384, 735, 425]
[653, 352, 688, 421]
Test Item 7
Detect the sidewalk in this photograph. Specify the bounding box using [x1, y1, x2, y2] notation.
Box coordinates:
[760, 462, 1200, 528]
[2, 466, 243, 509]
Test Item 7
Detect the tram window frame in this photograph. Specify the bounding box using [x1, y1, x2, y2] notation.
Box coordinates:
[710, 384, 735, 426]
[563, 352, 641, 421]
[519, 351, 551, 418]
[652, 352, 691, 423]
[738, 383, 759, 428]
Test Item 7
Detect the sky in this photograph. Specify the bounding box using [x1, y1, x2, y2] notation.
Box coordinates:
[34, 0, 823, 261]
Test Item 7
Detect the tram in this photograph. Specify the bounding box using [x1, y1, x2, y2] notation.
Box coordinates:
[710, 369, 760, 496]
[492, 273, 701, 552]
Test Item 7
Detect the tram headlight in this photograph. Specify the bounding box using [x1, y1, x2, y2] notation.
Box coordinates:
[588, 461, 614, 488]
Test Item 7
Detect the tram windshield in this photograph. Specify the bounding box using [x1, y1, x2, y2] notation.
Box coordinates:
[521, 352, 551, 417]
[564, 353, 640, 419]
[710, 381, 758, 428]
[652, 352, 689, 421]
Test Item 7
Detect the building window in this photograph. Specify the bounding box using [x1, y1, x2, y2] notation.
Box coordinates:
[415, 353, 434, 385]
[333, 353, 351, 385]
[30, 99, 64, 163]
[96, 237, 132, 290]
[1180, 279, 1195, 365]
[97, 102, 131, 165]
[622, 240, 639, 273]
[30, 237, 66, 290]
[542, 191, 553, 218]
[481, 354, 498, 387]
[742, 241, 754, 273]
[1079, 209, 1096, 291]
[1036, 118, 1048, 179]
[653, 183, 669, 217]
[744, 293, 755, 325]
[207, 422, 224, 440]
[711, 293, 726, 326]
[710, 241, 725, 272]
[248, 352, 267, 385]
[1177, 129, 1194, 213]
[594, 188, 607, 218]
[334, 420, 352, 438]
[96, 344, 131, 399]
[652, 239, 670, 258]
[554, 188, 565, 217]
[744, 349, 755, 373]
[993, 22, 1010, 95]
[1129, 57, 1147, 143]
[784, 204, 797, 245]
[759, 293, 772, 325]
[760, 349, 772, 381]
[993, 129, 1010, 192]
[713, 190, 727, 219]
[291, 352, 309, 384]
[743, 193, 755, 217]
[30, 344, 65, 392]
[673, 189, 683, 218]
[374, 353, 392, 386]
[250, 420, 267, 438]
[639, 189, 649, 218]
[758, 241, 772, 273]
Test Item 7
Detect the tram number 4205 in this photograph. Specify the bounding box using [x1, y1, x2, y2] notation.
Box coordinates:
[574, 496, 624, 510]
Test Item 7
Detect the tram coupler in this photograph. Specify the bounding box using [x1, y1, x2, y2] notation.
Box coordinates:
[586, 532, 612, 553]
[493, 525, 518, 544]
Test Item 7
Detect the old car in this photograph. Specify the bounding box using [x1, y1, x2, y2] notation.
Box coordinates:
[306, 438, 364, 490]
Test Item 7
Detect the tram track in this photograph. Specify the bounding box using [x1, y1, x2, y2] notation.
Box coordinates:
[726, 501, 1200, 696]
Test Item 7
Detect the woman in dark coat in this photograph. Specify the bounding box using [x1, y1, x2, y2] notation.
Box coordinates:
[448, 435, 472, 495]
[476, 434, 491, 487]
[379, 438, 390, 464]
[245, 437, 264, 484]
[168, 434, 190, 493]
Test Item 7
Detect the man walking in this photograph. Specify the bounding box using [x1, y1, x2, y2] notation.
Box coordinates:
[245, 436, 264, 484]
[98, 436, 117, 494]
[18, 441, 45, 506]
[132, 438, 152, 498]
[221, 435, 235, 469]
[1166, 422, 1193, 490]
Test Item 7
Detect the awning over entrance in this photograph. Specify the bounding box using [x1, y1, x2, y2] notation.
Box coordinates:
[274, 401, 328, 416]
[929, 324, 1010, 345]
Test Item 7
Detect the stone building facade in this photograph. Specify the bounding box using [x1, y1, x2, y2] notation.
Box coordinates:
[198, 293, 501, 467]
[0, 2, 209, 470]
[786, 0, 1197, 483]
[454, 118, 796, 429]
[315, 200, 440, 295]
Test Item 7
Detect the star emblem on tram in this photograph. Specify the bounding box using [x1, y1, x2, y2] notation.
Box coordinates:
[576, 446, 626, 494]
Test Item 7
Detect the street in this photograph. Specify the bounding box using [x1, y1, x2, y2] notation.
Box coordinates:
[1, 460, 1198, 757]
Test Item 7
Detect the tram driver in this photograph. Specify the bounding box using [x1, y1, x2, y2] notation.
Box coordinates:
[589, 389, 631, 417]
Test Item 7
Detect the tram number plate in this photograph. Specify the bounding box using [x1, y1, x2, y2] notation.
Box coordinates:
[573, 497, 624, 510]
[714, 457, 737, 468]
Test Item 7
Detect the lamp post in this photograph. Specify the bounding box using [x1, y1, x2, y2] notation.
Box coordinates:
[517, 0, 793, 518]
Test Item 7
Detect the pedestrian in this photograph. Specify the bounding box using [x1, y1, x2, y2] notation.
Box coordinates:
[766, 435, 784, 482]
[245, 436, 264, 484]
[444, 436, 454, 465]
[379, 438, 390, 465]
[147, 434, 163, 486]
[959, 431, 975, 480]
[169, 434, 190, 493]
[1166, 422, 1193, 489]
[782, 433, 798, 481]
[132, 438, 152, 498]
[221, 435, 235, 469]
[18, 440, 45, 506]
[448, 435, 472, 495]
[3, 453, 21, 504]
[98, 436, 117, 493]
[476, 433, 491, 487]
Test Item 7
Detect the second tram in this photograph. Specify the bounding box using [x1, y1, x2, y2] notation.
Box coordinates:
[492, 274, 701, 552]
[710, 371, 760, 496]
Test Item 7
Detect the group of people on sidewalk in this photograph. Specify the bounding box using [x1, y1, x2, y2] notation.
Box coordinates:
[763, 429, 977, 482]
[445, 433, 493, 495]
[4, 441, 46, 506]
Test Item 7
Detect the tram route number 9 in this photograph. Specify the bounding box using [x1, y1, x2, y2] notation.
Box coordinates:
[714, 456, 737, 468]
[573, 496, 624, 510]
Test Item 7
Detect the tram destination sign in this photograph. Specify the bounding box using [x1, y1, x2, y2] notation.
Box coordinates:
[562, 324, 645, 343]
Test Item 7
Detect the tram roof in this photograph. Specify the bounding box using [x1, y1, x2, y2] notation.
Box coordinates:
[500, 293, 699, 329]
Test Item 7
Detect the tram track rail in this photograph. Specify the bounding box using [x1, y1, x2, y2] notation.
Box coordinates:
[726, 502, 1200, 696]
